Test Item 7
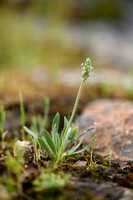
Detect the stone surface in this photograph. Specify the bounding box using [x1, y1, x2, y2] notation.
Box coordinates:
[77, 99, 133, 161]
[71, 177, 133, 200]
[14, 140, 35, 162]
[74, 161, 88, 168]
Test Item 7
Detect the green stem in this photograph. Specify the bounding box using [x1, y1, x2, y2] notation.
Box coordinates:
[65, 79, 85, 137]
[22, 128, 25, 141]
[1, 128, 4, 144]
[90, 135, 97, 164]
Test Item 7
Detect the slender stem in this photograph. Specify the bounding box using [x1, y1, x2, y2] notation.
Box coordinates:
[22, 128, 25, 141]
[54, 80, 85, 167]
[90, 135, 97, 164]
[65, 79, 85, 137]
[54, 157, 60, 169]
[2, 130, 4, 144]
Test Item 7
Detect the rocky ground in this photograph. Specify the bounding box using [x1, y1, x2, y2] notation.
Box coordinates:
[77, 99, 133, 161]
[1, 95, 133, 199]
[0, 68, 133, 200]
[75, 99, 133, 200]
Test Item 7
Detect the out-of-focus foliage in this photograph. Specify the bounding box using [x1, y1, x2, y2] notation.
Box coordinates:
[33, 170, 70, 192]
[0, 0, 123, 71]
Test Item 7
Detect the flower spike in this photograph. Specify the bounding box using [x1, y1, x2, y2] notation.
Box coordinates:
[82, 58, 93, 81]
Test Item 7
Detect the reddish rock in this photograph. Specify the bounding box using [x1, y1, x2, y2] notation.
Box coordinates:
[77, 99, 133, 161]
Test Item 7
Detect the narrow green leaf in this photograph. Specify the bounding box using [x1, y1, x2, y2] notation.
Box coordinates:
[42, 136, 56, 157]
[43, 129, 56, 154]
[67, 144, 90, 156]
[60, 143, 64, 155]
[55, 132, 60, 153]
[24, 126, 36, 139]
[52, 112, 60, 132]
[60, 116, 68, 144]
[64, 127, 72, 143]
[67, 139, 83, 155]
[38, 137, 55, 159]
[51, 124, 57, 142]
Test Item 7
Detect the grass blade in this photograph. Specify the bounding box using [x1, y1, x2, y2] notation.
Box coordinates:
[43, 96, 50, 127]
[19, 93, 25, 126]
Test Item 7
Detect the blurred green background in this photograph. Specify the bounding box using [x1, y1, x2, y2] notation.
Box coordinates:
[0, 0, 133, 99]
[0, 0, 129, 71]
[1, 0, 133, 130]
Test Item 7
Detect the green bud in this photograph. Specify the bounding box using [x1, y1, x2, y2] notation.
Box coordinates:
[82, 58, 93, 81]
[68, 126, 78, 141]
[85, 58, 91, 66]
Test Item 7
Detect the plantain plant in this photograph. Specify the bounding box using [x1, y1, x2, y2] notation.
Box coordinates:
[24, 58, 93, 165]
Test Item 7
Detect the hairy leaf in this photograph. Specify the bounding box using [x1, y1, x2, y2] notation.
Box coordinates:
[24, 126, 36, 139]
[38, 137, 55, 159]
[52, 112, 60, 132]
[60, 116, 68, 144]
[68, 127, 78, 141]
[43, 129, 56, 154]
[55, 132, 60, 153]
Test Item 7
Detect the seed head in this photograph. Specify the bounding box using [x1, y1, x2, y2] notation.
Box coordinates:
[82, 58, 93, 80]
